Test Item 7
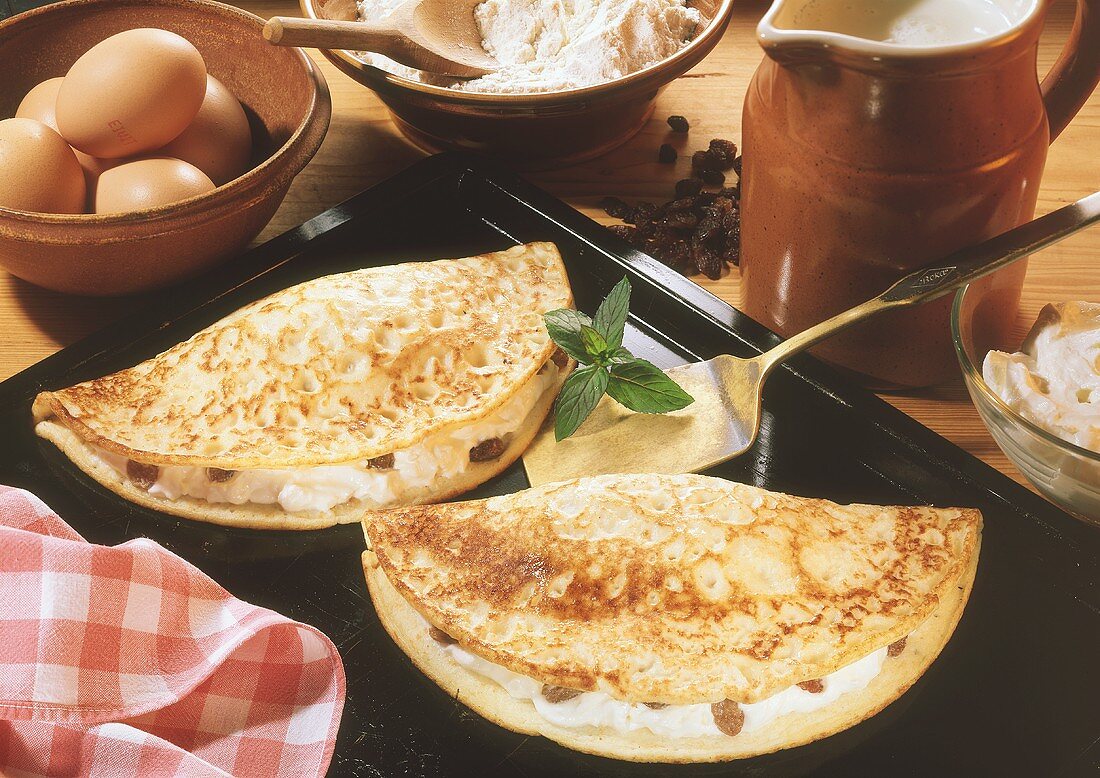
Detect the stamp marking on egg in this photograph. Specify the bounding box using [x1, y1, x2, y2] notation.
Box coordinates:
[107, 120, 136, 147]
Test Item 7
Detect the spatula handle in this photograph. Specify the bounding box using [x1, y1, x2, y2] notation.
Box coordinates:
[760, 191, 1100, 371]
[878, 191, 1100, 305]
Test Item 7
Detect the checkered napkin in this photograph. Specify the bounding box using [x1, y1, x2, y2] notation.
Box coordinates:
[0, 486, 345, 777]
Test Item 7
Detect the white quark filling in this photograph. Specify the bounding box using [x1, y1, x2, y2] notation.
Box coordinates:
[983, 301, 1100, 453]
[354, 0, 701, 93]
[93, 364, 559, 514]
[435, 622, 888, 738]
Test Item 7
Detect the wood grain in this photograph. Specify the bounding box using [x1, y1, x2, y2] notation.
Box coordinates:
[2, 0, 1097, 496]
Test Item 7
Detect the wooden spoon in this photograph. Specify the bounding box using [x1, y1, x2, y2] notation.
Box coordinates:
[263, 4, 497, 78]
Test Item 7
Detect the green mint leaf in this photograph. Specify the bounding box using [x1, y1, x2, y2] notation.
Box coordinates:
[543, 308, 594, 364]
[593, 277, 631, 350]
[554, 364, 610, 441]
[580, 325, 608, 361]
[608, 347, 634, 364]
[606, 359, 694, 414]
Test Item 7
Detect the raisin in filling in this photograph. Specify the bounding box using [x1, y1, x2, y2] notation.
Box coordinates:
[126, 460, 159, 490]
[429, 626, 456, 645]
[367, 453, 395, 470]
[711, 699, 745, 737]
[469, 437, 506, 462]
[541, 685, 583, 704]
[206, 467, 236, 483]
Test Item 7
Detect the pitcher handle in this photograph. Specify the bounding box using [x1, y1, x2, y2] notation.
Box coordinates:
[1041, 0, 1100, 141]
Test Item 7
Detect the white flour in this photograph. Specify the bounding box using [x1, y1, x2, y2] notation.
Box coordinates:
[354, 0, 702, 93]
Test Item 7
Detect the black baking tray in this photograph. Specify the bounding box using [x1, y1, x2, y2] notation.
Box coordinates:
[1, 153, 1097, 777]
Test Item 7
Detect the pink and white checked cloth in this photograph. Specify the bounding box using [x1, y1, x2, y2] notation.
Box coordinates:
[0, 486, 345, 777]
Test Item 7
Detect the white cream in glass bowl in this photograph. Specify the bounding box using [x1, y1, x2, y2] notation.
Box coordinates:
[954, 291, 1100, 524]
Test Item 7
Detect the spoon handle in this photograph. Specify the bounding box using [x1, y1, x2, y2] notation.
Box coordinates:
[263, 16, 405, 53]
[759, 190, 1100, 371]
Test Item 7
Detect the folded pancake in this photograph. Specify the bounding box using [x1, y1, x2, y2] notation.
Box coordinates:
[362, 473, 981, 762]
[33, 243, 574, 530]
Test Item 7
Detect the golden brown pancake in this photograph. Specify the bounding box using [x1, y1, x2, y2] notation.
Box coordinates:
[362, 474, 981, 761]
[33, 243, 574, 529]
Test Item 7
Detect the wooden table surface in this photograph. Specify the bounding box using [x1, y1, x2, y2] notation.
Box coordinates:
[2, 0, 1097, 496]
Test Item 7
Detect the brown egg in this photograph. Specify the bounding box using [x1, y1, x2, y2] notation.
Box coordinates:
[56, 28, 207, 159]
[94, 157, 214, 214]
[0, 118, 85, 214]
[15, 77, 63, 128]
[160, 75, 251, 186]
[16, 77, 121, 200]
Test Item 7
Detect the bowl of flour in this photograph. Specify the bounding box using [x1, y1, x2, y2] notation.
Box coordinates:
[301, 0, 732, 167]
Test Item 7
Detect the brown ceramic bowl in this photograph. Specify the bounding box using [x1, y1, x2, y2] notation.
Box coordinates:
[0, 0, 330, 296]
[302, 0, 733, 169]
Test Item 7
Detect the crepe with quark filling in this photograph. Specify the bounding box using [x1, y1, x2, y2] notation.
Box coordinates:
[362, 473, 981, 762]
[33, 243, 574, 530]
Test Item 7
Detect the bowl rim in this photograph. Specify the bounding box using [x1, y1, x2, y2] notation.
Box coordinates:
[0, 0, 330, 228]
[301, 0, 736, 105]
[951, 283, 1100, 464]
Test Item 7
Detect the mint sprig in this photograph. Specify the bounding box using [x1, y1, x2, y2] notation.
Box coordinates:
[544, 277, 694, 440]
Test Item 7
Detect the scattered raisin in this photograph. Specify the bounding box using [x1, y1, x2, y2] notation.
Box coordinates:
[367, 453, 395, 469]
[658, 143, 677, 164]
[692, 244, 723, 280]
[666, 114, 689, 133]
[206, 467, 236, 483]
[888, 637, 907, 657]
[429, 626, 456, 645]
[126, 460, 159, 490]
[600, 196, 633, 220]
[798, 679, 825, 694]
[542, 685, 583, 703]
[661, 210, 699, 230]
[692, 149, 718, 171]
[628, 201, 657, 224]
[707, 138, 738, 169]
[700, 169, 725, 186]
[711, 700, 745, 737]
[598, 144, 742, 278]
[469, 437, 506, 462]
[550, 348, 569, 368]
[674, 178, 704, 198]
[607, 224, 636, 241]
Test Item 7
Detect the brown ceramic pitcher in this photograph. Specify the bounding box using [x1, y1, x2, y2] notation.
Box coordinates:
[739, 0, 1100, 387]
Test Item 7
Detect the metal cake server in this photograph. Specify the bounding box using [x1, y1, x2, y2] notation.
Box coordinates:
[523, 190, 1100, 487]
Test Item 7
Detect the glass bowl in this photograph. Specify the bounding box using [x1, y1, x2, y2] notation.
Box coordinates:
[952, 283, 1100, 524]
[300, 0, 734, 169]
